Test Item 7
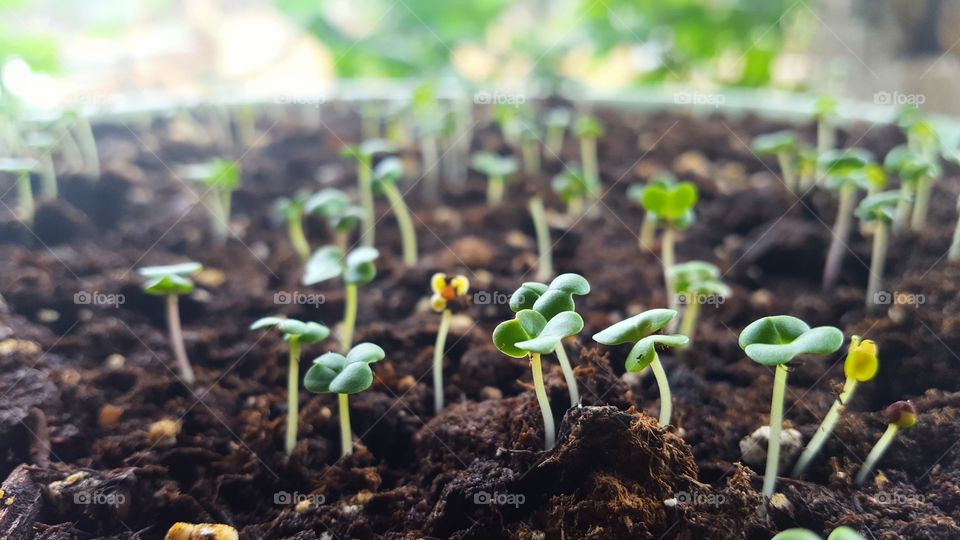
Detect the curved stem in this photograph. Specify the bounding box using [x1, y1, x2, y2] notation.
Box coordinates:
[487, 175, 504, 206]
[286, 337, 301, 455]
[911, 176, 932, 231]
[554, 342, 579, 407]
[338, 393, 352, 456]
[433, 309, 452, 414]
[650, 355, 672, 425]
[16, 170, 34, 225]
[335, 230, 348, 255]
[382, 182, 418, 267]
[166, 294, 195, 385]
[287, 216, 311, 263]
[866, 221, 889, 309]
[822, 184, 856, 290]
[855, 423, 900, 485]
[530, 353, 556, 450]
[764, 364, 789, 498]
[358, 157, 376, 247]
[567, 197, 583, 219]
[793, 378, 857, 478]
[341, 283, 358, 353]
[529, 196, 553, 281]
[638, 216, 656, 251]
[679, 301, 701, 345]
[893, 183, 913, 234]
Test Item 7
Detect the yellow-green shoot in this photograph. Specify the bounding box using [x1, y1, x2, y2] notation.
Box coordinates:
[182, 159, 241, 246]
[814, 95, 838, 159]
[573, 115, 604, 213]
[373, 157, 418, 267]
[900, 115, 941, 229]
[138, 262, 204, 385]
[0, 158, 37, 225]
[519, 122, 541, 177]
[667, 261, 730, 345]
[304, 246, 379, 352]
[819, 149, 871, 290]
[471, 152, 517, 206]
[855, 400, 917, 485]
[856, 190, 911, 309]
[544, 108, 571, 159]
[305, 189, 363, 253]
[341, 139, 394, 247]
[275, 194, 310, 263]
[429, 273, 470, 414]
[752, 131, 799, 194]
[551, 165, 588, 218]
[636, 179, 698, 314]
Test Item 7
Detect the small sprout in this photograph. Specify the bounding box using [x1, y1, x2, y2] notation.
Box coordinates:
[752, 131, 799, 194]
[898, 118, 942, 230]
[493, 309, 584, 450]
[0, 157, 38, 224]
[819, 149, 871, 290]
[667, 261, 731, 345]
[492, 103, 525, 148]
[250, 317, 330, 454]
[551, 165, 588, 217]
[182, 159, 241, 246]
[429, 273, 470, 414]
[593, 309, 688, 425]
[883, 144, 939, 233]
[627, 174, 676, 251]
[471, 152, 517, 206]
[855, 400, 918, 485]
[304, 343, 385, 456]
[739, 315, 843, 497]
[372, 157, 418, 267]
[519, 122, 541, 176]
[341, 139, 394, 247]
[793, 336, 878, 478]
[139, 262, 204, 385]
[510, 273, 591, 407]
[637, 180, 699, 314]
[855, 190, 911, 309]
[573, 115, 604, 214]
[544, 108, 571, 159]
[304, 246, 379, 352]
[304, 189, 363, 253]
[814, 95, 838, 157]
[275, 194, 311, 263]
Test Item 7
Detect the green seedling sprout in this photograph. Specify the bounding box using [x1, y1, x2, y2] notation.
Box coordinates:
[739, 316, 843, 497]
[361, 101, 384, 141]
[901, 116, 941, 229]
[793, 337, 878, 478]
[64, 111, 100, 179]
[855, 400, 918, 485]
[372, 157, 418, 267]
[509, 273, 591, 407]
[856, 191, 911, 309]
[305, 189, 363, 253]
[573, 115, 604, 213]
[341, 139, 394, 247]
[528, 192, 553, 281]
[412, 83, 443, 200]
[304, 342, 385, 456]
[883, 145, 939, 233]
[0, 157, 37, 224]
[138, 262, 204, 385]
[183, 159, 241, 246]
[544, 108, 571, 159]
[493, 309, 584, 450]
[551, 165, 588, 218]
[519, 123, 541, 177]
[857, 163, 888, 236]
[304, 246, 379, 352]
[250, 317, 330, 454]
[24, 131, 58, 199]
[814, 95, 838, 159]
[471, 152, 517, 206]
[798, 147, 818, 188]
[667, 261, 731, 345]
[637, 180, 699, 314]
[772, 527, 866, 540]
[752, 131, 799, 194]
[819, 149, 871, 290]
[593, 309, 688, 425]
[492, 103, 524, 148]
[429, 273, 470, 414]
[275, 194, 311, 263]
[627, 175, 676, 251]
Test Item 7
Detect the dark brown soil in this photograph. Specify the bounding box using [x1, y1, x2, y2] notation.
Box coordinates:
[2, 103, 960, 539]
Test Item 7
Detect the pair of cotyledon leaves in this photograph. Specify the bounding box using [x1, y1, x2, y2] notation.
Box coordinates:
[593, 308, 688, 372]
[250, 316, 330, 344]
[304, 343, 385, 395]
[303, 246, 379, 286]
[493, 274, 590, 358]
[738, 315, 843, 366]
[628, 177, 698, 228]
[139, 262, 203, 296]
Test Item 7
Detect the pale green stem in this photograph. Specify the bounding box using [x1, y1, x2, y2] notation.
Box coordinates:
[639, 216, 656, 251]
[341, 283, 358, 353]
[764, 364, 789, 498]
[287, 216, 310, 263]
[286, 337, 301, 455]
[166, 294, 195, 385]
[777, 151, 796, 194]
[335, 230, 349, 254]
[911, 176, 932, 231]
[522, 140, 540, 177]
[529, 196, 553, 281]
[581, 137, 600, 217]
[855, 423, 900, 485]
[662, 227, 678, 324]
[207, 191, 229, 246]
[650, 354, 672, 425]
[487, 175, 504, 206]
[554, 342, 579, 407]
[358, 157, 376, 247]
[866, 220, 889, 310]
[16, 170, 34, 224]
[793, 378, 857, 477]
[949, 196, 960, 261]
[421, 133, 440, 200]
[822, 184, 856, 290]
[338, 392, 353, 456]
[433, 309, 452, 414]
[893, 183, 913, 234]
[38, 153, 57, 199]
[381, 182, 418, 267]
[817, 119, 835, 163]
[567, 197, 583, 218]
[545, 125, 564, 159]
[679, 301, 701, 344]
[73, 116, 100, 178]
[530, 353, 556, 450]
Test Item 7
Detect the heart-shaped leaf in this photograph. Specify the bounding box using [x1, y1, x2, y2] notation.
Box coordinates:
[304, 246, 344, 285]
[139, 262, 203, 279]
[303, 343, 384, 394]
[250, 317, 331, 345]
[739, 316, 843, 366]
[593, 309, 677, 345]
[509, 274, 590, 320]
[345, 342, 385, 364]
[492, 319, 530, 358]
[305, 189, 350, 217]
[640, 182, 698, 222]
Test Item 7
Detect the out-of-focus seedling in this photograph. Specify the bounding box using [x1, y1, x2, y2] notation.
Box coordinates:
[304, 246, 379, 352]
[544, 108, 571, 159]
[24, 132, 58, 199]
[139, 262, 204, 385]
[471, 152, 517, 206]
[901, 116, 941, 229]
[637, 180, 699, 312]
[528, 191, 553, 281]
[819, 149, 870, 290]
[183, 159, 241, 246]
[739, 315, 843, 497]
[815, 95, 838, 158]
[667, 261, 730, 345]
[551, 165, 588, 217]
[752, 131, 799, 194]
[373, 157, 418, 267]
[304, 343, 385, 456]
[628, 175, 676, 251]
[793, 336, 878, 477]
[520, 122, 541, 176]
[305, 189, 363, 253]
[855, 400, 917, 485]
[573, 115, 604, 212]
[275, 194, 311, 263]
[429, 273, 470, 414]
[945, 149, 960, 261]
[593, 309, 688, 425]
[341, 139, 394, 247]
[0, 158, 37, 224]
[412, 83, 444, 200]
[855, 191, 910, 309]
[883, 145, 939, 233]
[250, 317, 330, 454]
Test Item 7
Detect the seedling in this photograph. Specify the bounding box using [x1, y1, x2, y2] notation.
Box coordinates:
[793, 336, 878, 477]
[275, 194, 311, 263]
[883, 145, 939, 233]
[24, 131, 58, 199]
[819, 149, 871, 290]
[491, 103, 524, 148]
[429, 273, 470, 414]
[856, 191, 911, 309]
[772, 527, 865, 540]
[573, 115, 604, 212]
[138, 262, 204, 385]
[637, 179, 699, 313]
[593, 309, 688, 425]
[0, 157, 37, 224]
[667, 261, 731, 345]
[493, 309, 584, 450]
[855, 400, 917, 485]
[411, 83, 443, 200]
[341, 139, 394, 247]
[544, 108, 571, 159]
[814, 95, 838, 158]
[305, 189, 363, 253]
[901, 116, 941, 229]
[471, 152, 517, 206]
[551, 165, 588, 217]
[752, 131, 799, 194]
[739, 315, 843, 497]
[304, 245, 378, 352]
[519, 122, 541, 177]
[304, 342, 385, 456]
[250, 317, 330, 454]
[627, 175, 677, 251]
[509, 273, 591, 407]
[183, 159, 241, 246]
[372, 157, 418, 267]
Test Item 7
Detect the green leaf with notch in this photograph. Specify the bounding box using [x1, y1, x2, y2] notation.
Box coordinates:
[738, 315, 843, 366]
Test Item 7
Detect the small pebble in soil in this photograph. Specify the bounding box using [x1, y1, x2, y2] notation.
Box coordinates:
[449, 314, 473, 333]
[447, 236, 493, 267]
[147, 419, 181, 447]
[36, 309, 60, 323]
[506, 230, 533, 249]
[770, 493, 793, 512]
[739, 425, 803, 467]
[165, 522, 238, 540]
[479, 386, 503, 400]
[98, 404, 124, 428]
[397, 375, 416, 392]
[105, 354, 126, 369]
[888, 305, 908, 324]
[750, 289, 775, 311]
[195, 268, 226, 288]
[0, 339, 41, 356]
[60, 369, 81, 385]
[674, 150, 711, 179]
[295, 499, 312, 513]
